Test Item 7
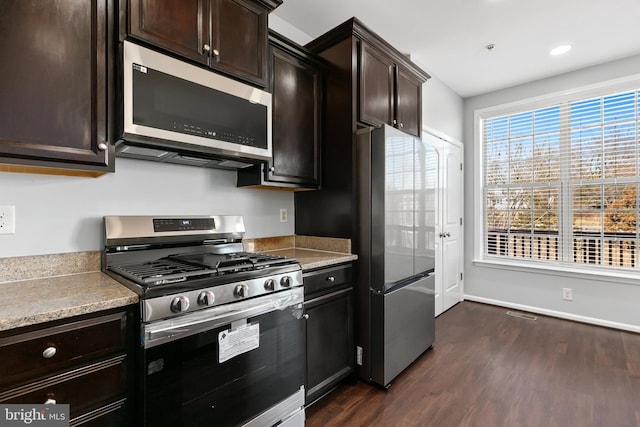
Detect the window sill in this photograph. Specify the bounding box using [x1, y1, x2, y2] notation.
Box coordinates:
[472, 257, 640, 286]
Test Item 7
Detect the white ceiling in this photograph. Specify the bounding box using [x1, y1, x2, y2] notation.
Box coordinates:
[272, 0, 640, 98]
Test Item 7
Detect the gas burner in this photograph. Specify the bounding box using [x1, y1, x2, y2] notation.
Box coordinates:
[170, 251, 294, 275]
[109, 259, 215, 286]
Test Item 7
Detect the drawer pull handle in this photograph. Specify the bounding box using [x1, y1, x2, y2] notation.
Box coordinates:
[42, 347, 57, 359]
[44, 398, 56, 405]
[326, 276, 335, 282]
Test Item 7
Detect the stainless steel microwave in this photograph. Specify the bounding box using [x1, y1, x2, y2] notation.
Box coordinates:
[117, 41, 272, 169]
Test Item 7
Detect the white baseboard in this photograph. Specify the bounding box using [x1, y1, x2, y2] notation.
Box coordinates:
[463, 294, 640, 334]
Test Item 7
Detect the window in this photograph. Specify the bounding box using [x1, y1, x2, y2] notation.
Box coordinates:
[480, 85, 640, 271]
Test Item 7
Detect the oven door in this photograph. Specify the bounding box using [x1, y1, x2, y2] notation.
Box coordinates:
[141, 293, 305, 427]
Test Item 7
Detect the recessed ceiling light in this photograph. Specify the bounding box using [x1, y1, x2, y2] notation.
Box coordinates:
[549, 44, 572, 56]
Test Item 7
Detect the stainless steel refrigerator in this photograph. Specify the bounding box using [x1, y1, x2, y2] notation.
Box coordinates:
[355, 124, 436, 388]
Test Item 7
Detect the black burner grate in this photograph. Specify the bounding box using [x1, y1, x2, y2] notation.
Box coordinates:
[109, 259, 215, 286]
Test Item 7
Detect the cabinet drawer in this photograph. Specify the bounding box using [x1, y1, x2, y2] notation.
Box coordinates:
[303, 264, 352, 296]
[0, 312, 127, 389]
[0, 356, 126, 420]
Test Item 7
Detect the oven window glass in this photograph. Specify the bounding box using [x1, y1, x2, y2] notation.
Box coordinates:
[142, 307, 304, 427]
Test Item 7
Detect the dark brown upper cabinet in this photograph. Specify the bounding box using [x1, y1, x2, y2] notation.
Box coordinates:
[358, 42, 395, 129]
[0, 0, 115, 176]
[396, 65, 424, 137]
[294, 18, 430, 238]
[237, 31, 323, 190]
[128, 0, 281, 87]
[358, 39, 424, 137]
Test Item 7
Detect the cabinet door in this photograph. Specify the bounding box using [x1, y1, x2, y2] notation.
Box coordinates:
[0, 0, 112, 171]
[358, 42, 395, 128]
[396, 66, 423, 137]
[211, 0, 268, 86]
[305, 287, 353, 405]
[269, 45, 321, 186]
[129, 0, 209, 64]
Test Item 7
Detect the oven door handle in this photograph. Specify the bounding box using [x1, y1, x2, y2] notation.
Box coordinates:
[143, 287, 304, 348]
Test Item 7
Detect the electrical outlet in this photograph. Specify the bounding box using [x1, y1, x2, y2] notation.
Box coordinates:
[0, 205, 15, 234]
[280, 208, 287, 223]
[562, 288, 573, 301]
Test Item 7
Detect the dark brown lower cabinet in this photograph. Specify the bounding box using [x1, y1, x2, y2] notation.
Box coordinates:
[0, 307, 135, 426]
[304, 264, 354, 405]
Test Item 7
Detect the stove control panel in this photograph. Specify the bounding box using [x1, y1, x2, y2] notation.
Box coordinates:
[153, 218, 216, 232]
[141, 269, 303, 323]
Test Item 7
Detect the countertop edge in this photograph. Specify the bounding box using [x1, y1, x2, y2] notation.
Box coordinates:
[0, 271, 139, 332]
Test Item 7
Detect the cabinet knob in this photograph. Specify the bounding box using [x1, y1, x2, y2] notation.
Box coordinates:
[97, 142, 108, 151]
[393, 119, 397, 125]
[302, 314, 309, 319]
[44, 398, 56, 405]
[203, 44, 211, 53]
[399, 122, 404, 128]
[42, 346, 57, 359]
[269, 166, 275, 173]
[326, 276, 335, 282]
[212, 48, 220, 57]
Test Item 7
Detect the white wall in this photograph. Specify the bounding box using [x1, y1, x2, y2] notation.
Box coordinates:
[269, 15, 312, 45]
[422, 74, 464, 143]
[463, 54, 640, 331]
[0, 159, 294, 258]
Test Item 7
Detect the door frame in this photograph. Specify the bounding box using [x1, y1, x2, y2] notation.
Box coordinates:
[422, 126, 464, 316]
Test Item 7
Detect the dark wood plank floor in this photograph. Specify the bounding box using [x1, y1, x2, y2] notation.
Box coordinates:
[306, 301, 640, 427]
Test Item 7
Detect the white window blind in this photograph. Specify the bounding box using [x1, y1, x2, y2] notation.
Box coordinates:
[481, 87, 640, 270]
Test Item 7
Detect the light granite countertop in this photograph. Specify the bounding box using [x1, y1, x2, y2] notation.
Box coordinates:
[266, 248, 357, 271]
[243, 235, 357, 270]
[0, 271, 138, 332]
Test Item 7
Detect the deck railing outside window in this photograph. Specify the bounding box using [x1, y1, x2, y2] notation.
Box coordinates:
[487, 230, 637, 267]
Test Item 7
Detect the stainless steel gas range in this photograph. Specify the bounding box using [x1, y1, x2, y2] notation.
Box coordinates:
[102, 215, 305, 427]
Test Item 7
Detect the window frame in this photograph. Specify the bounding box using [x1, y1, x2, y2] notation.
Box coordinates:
[473, 76, 640, 280]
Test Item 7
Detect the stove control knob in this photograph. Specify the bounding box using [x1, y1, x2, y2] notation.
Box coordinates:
[170, 296, 190, 313]
[234, 284, 249, 298]
[280, 276, 292, 288]
[197, 291, 216, 306]
[264, 278, 276, 291]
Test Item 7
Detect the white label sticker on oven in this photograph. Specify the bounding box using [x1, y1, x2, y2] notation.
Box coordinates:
[218, 323, 260, 363]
